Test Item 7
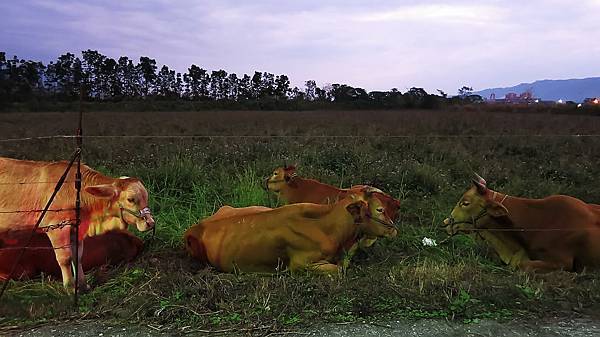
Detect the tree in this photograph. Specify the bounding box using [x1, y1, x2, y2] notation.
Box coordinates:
[209, 69, 227, 100]
[117, 56, 139, 98]
[274, 74, 290, 100]
[137, 56, 157, 97]
[185, 64, 210, 100]
[305, 80, 317, 101]
[458, 86, 473, 98]
[156, 65, 177, 99]
[250, 71, 263, 99]
[81, 50, 108, 99]
[225, 73, 239, 100]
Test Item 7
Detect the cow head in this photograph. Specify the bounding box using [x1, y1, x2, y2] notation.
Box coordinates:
[350, 185, 401, 222]
[443, 174, 509, 235]
[85, 178, 155, 233]
[346, 188, 397, 238]
[266, 164, 298, 192]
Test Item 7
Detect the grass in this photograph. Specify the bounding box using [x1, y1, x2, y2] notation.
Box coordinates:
[1, 108, 600, 332]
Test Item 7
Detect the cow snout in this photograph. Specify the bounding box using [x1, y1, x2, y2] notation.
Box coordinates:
[443, 217, 453, 226]
[144, 213, 155, 228]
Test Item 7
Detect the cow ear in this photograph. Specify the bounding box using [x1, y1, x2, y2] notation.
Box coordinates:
[346, 201, 366, 224]
[85, 184, 118, 199]
[487, 201, 509, 217]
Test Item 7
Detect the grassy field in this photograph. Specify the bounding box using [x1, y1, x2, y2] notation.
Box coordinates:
[1, 108, 600, 333]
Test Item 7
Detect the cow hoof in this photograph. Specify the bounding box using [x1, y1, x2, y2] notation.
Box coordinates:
[77, 283, 91, 293]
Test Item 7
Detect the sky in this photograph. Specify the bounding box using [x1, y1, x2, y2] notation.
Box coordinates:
[2, 0, 600, 94]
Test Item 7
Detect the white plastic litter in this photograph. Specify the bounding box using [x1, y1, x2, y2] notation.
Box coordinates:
[422, 237, 437, 247]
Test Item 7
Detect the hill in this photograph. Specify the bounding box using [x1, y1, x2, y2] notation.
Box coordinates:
[474, 77, 600, 102]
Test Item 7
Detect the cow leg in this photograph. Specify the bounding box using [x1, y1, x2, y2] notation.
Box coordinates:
[289, 252, 339, 275]
[46, 229, 75, 288]
[308, 260, 340, 275]
[358, 236, 377, 249]
[72, 238, 89, 291]
[519, 257, 573, 273]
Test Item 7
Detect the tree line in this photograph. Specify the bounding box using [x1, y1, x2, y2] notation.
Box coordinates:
[0, 50, 479, 111]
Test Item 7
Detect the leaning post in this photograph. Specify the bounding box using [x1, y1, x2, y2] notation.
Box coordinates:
[73, 87, 84, 308]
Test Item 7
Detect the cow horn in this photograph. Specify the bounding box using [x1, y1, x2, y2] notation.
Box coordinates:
[472, 172, 487, 194]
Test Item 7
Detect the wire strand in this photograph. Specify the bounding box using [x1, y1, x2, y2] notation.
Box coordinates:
[2, 134, 600, 142]
[0, 208, 76, 214]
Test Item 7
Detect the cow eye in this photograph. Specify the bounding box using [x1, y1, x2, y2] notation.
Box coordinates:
[376, 208, 384, 213]
[461, 201, 470, 207]
[127, 197, 135, 203]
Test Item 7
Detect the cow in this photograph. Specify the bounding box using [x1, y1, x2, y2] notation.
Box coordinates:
[442, 174, 600, 272]
[184, 188, 397, 274]
[265, 165, 401, 249]
[0, 157, 155, 288]
[202, 205, 272, 223]
[0, 229, 144, 280]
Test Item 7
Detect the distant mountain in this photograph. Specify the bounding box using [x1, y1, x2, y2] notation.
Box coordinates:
[474, 77, 600, 102]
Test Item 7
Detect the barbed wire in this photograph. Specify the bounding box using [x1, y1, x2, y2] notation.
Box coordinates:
[0, 181, 74, 186]
[0, 208, 76, 214]
[0, 243, 72, 251]
[2, 133, 600, 142]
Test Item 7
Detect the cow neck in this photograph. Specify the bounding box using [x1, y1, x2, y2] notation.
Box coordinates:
[317, 199, 358, 246]
[477, 230, 528, 266]
[485, 190, 534, 245]
[80, 169, 120, 238]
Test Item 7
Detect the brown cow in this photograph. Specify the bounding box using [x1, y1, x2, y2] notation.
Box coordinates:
[265, 165, 400, 221]
[0, 157, 155, 288]
[184, 188, 397, 274]
[0, 230, 143, 280]
[443, 174, 600, 272]
[266, 165, 401, 249]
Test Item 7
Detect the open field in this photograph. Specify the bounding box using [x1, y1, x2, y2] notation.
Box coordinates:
[1, 108, 600, 334]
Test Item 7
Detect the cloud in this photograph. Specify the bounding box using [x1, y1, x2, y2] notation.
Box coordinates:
[1, 0, 599, 94]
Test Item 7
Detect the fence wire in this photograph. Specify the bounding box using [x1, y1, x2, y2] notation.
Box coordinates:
[2, 133, 600, 143]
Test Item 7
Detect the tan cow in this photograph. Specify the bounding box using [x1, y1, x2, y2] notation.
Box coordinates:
[184, 188, 397, 274]
[0, 157, 155, 288]
[443, 174, 600, 272]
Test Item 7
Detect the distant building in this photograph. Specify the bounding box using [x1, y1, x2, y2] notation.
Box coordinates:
[487, 90, 537, 104]
[583, 97, 600, 105]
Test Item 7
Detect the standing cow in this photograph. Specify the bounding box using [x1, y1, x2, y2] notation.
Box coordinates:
[0, 157, 155, 288]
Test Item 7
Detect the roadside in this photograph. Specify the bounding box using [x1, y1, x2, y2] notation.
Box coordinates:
[7, 316, 600, 337]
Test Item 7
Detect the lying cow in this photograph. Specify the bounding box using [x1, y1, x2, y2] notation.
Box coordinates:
[266, 165, 401, 249]
[0, 230, 143, 280]
[265, 165, 400, 221]
[0, 157, 155, 288]
[443, 174, 600, 272]
[184, 188, 397, 274]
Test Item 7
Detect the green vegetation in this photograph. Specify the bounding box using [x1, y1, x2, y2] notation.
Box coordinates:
[1, 108, 599, 333]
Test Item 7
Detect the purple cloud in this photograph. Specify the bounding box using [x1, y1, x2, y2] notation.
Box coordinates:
[1, 0, 599, 94]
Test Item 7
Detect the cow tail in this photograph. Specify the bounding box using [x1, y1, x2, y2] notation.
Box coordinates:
[185, 231, 208, 265]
